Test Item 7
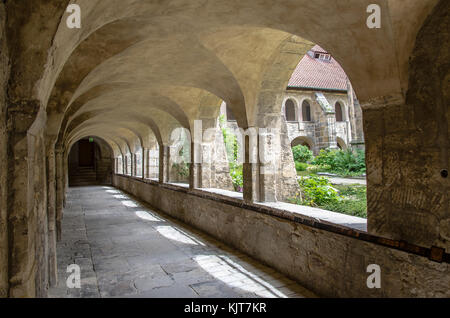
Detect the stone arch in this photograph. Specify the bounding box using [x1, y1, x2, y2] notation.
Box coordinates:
[291, 136, 315, 150]
[67, 136, 114, 186]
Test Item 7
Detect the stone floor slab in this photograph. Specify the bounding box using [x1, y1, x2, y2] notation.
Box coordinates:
[48, 186, 316, 298]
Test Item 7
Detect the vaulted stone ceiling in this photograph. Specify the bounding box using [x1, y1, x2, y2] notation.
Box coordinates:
[28, 0, 438, 156]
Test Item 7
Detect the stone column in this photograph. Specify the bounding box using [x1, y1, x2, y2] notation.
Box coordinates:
[189, 141, 201, 189]
[63, 152, 69, 208]
[243, 128, 260, 203]
[55, 147, 64, 242]
[144, 148, 150, 179]
[258, 114, 300, 202]
[159, 145, 170, 183]
[259, 128, 278, 202]
[194, 119, 234, 191]
[46, 150, 57, 287]
[325, 113, 338, 149]
[6, 102, 43, 297]
[363, 95, 449, 250]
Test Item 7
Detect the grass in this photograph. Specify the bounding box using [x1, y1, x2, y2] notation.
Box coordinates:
[296, 164, 365, 178]
[321, 184, 367, 218]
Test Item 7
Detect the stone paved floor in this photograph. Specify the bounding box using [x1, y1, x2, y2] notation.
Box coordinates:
[48, 186, 316, 298]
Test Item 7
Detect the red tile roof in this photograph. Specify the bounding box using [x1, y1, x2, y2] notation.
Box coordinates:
[288, 45, 348, 91]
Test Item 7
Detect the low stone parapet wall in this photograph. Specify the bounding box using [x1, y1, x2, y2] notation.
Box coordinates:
[113, 174, 449, 298]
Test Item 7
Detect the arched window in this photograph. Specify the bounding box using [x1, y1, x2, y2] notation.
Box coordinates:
[284, 99, 297, 122]
[226, 106, 236, 121]
[302, 100, 311, 122]
[335, 102, 344, 122]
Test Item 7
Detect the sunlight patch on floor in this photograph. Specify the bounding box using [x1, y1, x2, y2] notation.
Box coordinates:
[194, 255, 288, 298]
[120, 200, 139, 208]
[135, 211, 163, 222]
[156, 225, 205, 246]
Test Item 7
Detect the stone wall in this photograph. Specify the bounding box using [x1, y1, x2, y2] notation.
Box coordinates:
[365, 1, 449, 250]
[0, 2, 9, 298]
[94, 138, 113, 185]
[283, 90, 353, 153]
[113, 175, 449, 298]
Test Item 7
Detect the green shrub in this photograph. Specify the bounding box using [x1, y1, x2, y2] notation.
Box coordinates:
[220, 115, 239, 163]
[292, 145, 313, 163]
[312, 149, 337, 167]
[295, 162, 308, 172]
[290, 177, 367, 218]
[229, 163, 243, 192]
[296, 176, 341, 207]
[172, 162, 190, 178]
[312, 148, 366, 176]
[172, 147, 190, 179]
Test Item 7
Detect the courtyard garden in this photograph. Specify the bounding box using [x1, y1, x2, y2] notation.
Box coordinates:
[219, 118, 367, 218]
[290, 145, 367, 218]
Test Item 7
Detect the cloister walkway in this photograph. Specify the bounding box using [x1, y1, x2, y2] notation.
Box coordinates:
[48, 186, 316, 298]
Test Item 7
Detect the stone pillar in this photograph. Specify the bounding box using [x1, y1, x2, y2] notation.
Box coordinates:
[159, 145, 170, 183]
[259, 128, 277, 202]
[55, 147, 64, 242]
[243, 128, 260, 203]
[193, 118, 234, 191]
[258, 115, 300, 202]
[46, 150, 57, 287]
[126, 155, 129, 175]
[6, 102, 43, 297]
[325, 113, 338, 149]
[189, 142, 201, 189]
[63, 152, 69, 208]
[363, 95, 449, 250]
[144, 148, 150, 179]
[131, 153, 136, 177]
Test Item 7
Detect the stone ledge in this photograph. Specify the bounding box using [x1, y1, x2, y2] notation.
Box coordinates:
[115, 174, 449, 264]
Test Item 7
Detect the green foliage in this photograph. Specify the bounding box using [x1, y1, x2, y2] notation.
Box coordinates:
[289, 178, 367, 218]
[312, 148, 366, 176]
[295, 161, 308, 172]
[295, 176, 341, 207]
[220, 115, 239, 163]
[229, 163, 243, 192]
[292, 145, 313, 163]
[312, 149, 337, 167]
[172, 147, 190, 178]
[322, 185, 367, 218]
[321, 200, 367, 218]
[172, 162, 190, 178]
[220, 115, 243, 192]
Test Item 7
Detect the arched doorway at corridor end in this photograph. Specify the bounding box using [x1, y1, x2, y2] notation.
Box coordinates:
[68, 137, 113, 186]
